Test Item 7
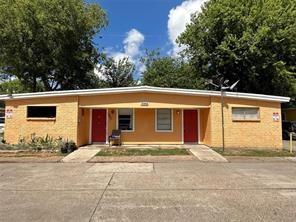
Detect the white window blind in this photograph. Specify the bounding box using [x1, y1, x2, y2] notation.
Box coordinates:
[156, 109, 172, 131]
[232, 108, 259, 120]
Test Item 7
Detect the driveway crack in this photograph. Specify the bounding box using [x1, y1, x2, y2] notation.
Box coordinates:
[89, 172, 114, 222]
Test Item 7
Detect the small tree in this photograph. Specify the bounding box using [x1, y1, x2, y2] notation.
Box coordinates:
[141, 50, 204, 89]
[97, 56, 135, 88]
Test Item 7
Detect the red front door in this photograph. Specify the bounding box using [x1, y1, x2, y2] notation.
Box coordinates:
[183, 110, 198, 143]
[92, 109, 106, 143]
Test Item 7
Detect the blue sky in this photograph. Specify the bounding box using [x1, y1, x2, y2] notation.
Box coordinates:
[86, 0, 207, 76]
[92, 0, 183, 53]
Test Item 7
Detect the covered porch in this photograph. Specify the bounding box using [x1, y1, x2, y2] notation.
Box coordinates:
[77, 104, 211, 147]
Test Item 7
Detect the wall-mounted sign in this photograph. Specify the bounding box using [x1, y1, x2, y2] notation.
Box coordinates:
[141, 102, 149, 106]
[6, 108, 13, 119]
[272, 112, 280, 122]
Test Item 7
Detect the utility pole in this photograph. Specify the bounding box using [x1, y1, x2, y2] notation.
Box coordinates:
[208, 76, 239, 152]
[221, 87, 225, 152]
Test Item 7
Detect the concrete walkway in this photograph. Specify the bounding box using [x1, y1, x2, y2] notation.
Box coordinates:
[189, 145, 228, 162]
[61, 145, 101, 163]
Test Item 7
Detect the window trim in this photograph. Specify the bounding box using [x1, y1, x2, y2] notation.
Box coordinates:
[155, 109, 173, 132]
[232, 107, 260, 122]
[26, 105, 57, 120]
[116, 108, 135, 132]
[27, 117, 56, 121]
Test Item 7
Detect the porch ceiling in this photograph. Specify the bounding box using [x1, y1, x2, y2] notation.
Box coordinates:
[79, 102, 210, 109]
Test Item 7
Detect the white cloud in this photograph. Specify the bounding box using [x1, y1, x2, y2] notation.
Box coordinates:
[99, 28, 145, 78]
[123, 29, 145, 58]
[109, 28, 145, 62]
[168, 0, 207, 56]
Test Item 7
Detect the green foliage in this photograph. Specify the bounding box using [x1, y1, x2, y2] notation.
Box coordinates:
[0, 134, 76, 152]
[0, 0, 107, 92]
[0, 78, 44, 94]
[59, 140, 77, 153]
[178, 0, 296, 97]
[141, 50, 205, 89]
[97, 56, 135, 87]
[16, 134, 64, 151]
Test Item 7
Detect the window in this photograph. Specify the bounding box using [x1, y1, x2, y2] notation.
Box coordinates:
[27, 106, 56, 118]
[156, 109, 172, 131]
[118, 108, 134, 131]
[232, 107, 259, 121]
[0, 108, 4, 124]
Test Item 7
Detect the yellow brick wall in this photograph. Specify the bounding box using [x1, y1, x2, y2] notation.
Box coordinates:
[4, 96, 79, 145]
[77, 108, 90, 146]
[200, 108, 211, 145]
[209, 97, 283, 149]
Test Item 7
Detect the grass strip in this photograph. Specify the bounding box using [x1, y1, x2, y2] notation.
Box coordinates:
[213, 148, 295, 157]
[96, 148, 190, 156]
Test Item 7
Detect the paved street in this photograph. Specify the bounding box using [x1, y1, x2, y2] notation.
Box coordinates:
[0, 160, 296, 221]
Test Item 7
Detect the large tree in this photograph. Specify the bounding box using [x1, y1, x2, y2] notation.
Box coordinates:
[0, 0, 107, 92]
[178, 0, 296, 97]
[97, 56, 135, 88]
[141, 50, 204, 89]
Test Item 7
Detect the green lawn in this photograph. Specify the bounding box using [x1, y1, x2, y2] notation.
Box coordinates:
[96, 148, 190, 156]
[213, 148, 295, 157]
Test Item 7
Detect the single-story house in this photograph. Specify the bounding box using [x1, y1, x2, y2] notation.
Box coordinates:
[0, 86, 290, 149]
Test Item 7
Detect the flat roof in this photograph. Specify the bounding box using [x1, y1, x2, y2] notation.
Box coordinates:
[0, 85, 290, 103]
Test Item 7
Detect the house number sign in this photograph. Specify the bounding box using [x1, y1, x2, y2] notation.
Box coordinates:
[272, 112, 280, 122]
[6, 108, 13, 119]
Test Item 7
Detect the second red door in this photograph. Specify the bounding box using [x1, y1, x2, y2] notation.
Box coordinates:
[183, 110, 198, 143]
[92, 109, 106, 142]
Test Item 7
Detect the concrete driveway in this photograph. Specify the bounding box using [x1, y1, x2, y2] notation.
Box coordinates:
[0, 161, 296, 221]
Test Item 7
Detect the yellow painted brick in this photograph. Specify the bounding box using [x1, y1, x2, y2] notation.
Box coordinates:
[4, 96, 79, 145]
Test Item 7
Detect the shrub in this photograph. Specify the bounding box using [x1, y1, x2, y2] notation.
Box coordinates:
[0, 134, 77, 152]
[59, 140, 78, 154]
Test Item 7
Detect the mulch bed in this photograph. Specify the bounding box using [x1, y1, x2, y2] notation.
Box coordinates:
[0, 151, 64, 163]
[89, 155, 197, 163]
